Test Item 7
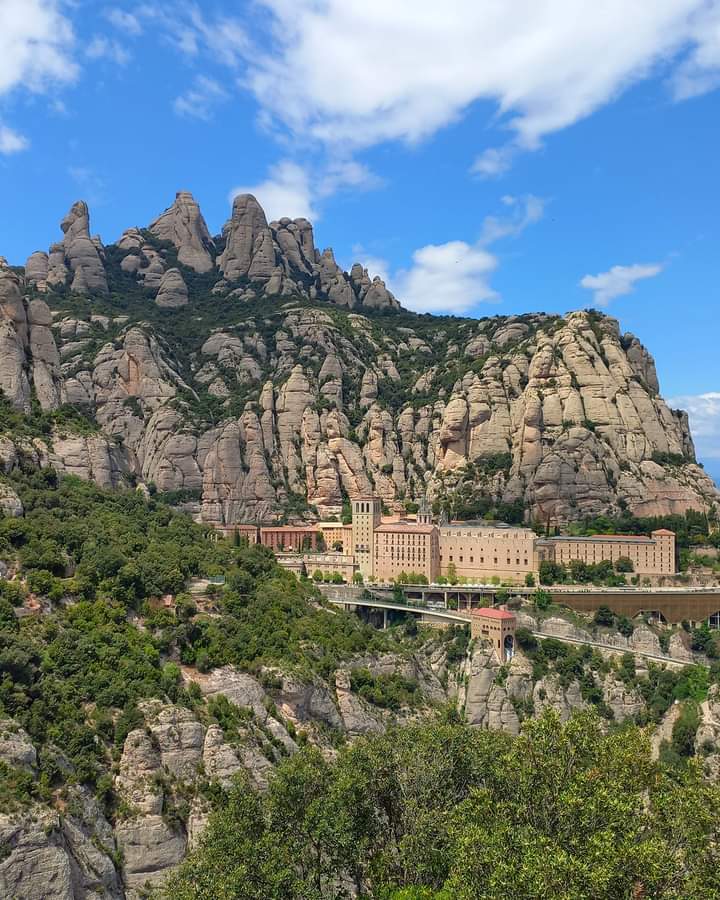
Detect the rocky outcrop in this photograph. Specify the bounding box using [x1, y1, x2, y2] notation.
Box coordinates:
[25, 251, 49, 291]
[112, 696, 254, 894]
[52, 201, 109, 295]
[28, 298, 64, 410]
[462, 647, 525, 735]
[219, 193, 275, 282]
[335, 669, 386, 736]
[155, 268, 189, 308]
[697, 685, 720, 778]
[50, 434, 127, 489]
[602, 676, 645, 722]
[0, 717, 121, 900]
[0, 261, 30, 411]
[149, 191, 215, 273]
[0, 719, 36, 769]
[0, 805, 122, 900]
[213, 193, 398, 311]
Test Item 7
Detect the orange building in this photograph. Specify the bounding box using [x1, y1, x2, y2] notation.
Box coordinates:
[470, 607, 516, 662]
[439, 523, 537, 584]
[276, 552, 357, 581]
[537, 529, 676, 576]
[259, 526, 320, 552]
[317, 522, 353, 552]
[373, 523, 440, 583]
[235, 524, 259, 544]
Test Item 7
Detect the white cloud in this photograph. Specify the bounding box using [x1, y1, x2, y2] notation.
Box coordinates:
[244, 0, 720, 173]
[668, 393, 720, 464]
[0, 0, 77, 149]
[579, 262, 664, 306]
[230, 160, 317, 221]
[174, 75, 228, 121]
[479, 194, 546, 244]
[355, 195, 544, 314]
[471, 146, 516, 178]
[670, 4, 720, 99]
[105, 8, 143, 36]
[394, 241, 500, 314]
[0, 0, 77, 95]
[86, 36, 130, 66]
[139, 6, 247, 67]
[227, 156, 381, 223]
[318, 159, 382, 198]
[0, 125, 29, 154]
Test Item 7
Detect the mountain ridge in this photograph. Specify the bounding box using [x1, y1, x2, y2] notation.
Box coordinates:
[0, 191, 717, 527]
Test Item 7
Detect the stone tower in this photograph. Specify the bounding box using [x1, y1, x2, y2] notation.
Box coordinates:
[352, 497, 382, 578]
[417, 495, 432, 526]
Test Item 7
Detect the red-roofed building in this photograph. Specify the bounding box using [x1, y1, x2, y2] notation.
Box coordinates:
[471, 607, 517, 661]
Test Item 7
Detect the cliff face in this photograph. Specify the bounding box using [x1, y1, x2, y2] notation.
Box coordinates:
[2, 192, 717, 525]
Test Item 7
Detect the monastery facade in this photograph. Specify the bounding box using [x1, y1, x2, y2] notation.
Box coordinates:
[232, 496, 677, 584]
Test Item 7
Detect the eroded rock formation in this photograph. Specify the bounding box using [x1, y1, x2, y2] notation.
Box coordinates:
[0, 195, 715, 525]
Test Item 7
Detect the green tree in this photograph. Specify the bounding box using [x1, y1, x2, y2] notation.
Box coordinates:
[165, 712, 720, 900]
[539, 560, 566, 585]
[594, 605, 615, 627]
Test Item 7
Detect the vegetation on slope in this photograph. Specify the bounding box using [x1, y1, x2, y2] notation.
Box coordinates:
[0, 472, 401, 796]
[164, 711, 720, 900]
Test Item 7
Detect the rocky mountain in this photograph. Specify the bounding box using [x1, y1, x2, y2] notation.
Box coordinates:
[1, 191, 717, 525]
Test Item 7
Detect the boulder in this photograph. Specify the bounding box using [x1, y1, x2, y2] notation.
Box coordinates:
[155, 268, 189, 308]
[24, 251, 49, 291]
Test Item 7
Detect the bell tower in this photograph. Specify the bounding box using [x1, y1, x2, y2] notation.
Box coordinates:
[352, 497, 382, 578]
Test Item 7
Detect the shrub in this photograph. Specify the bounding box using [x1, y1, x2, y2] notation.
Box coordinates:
[594, 605, 615, 627]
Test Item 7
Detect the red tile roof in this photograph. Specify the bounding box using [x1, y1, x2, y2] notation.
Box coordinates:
[471, 607, 516, 620]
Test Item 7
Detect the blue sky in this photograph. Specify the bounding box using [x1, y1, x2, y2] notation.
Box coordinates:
[1, 1, 719, 478]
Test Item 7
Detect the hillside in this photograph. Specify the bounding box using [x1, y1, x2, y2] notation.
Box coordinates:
[2, 475, 720, 896]
[1, 192, 717, 530]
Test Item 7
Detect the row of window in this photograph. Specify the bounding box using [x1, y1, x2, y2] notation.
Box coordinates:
[440, 555, 529, 567]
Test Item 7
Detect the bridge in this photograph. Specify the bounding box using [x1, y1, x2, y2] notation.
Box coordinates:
[319, 585, 695, 668]
[321, 581, 720, 626]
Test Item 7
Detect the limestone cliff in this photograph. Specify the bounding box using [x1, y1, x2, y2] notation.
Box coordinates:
[3, 195, 717, 526]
